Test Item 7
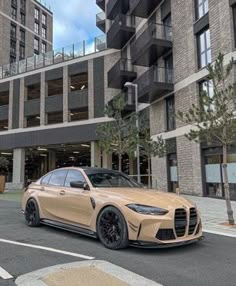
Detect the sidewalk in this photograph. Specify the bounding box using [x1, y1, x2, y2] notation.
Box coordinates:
[185, 195, 236, 237]
[15, 261, 162, 286]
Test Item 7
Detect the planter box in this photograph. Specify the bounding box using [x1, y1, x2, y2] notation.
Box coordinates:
[0, 175, 5, 193]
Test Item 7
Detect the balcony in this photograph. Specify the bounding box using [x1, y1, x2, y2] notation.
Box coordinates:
[137, 66, 174, 103]
[109, 90, 135, 116]
[129, 0, 162, 18]
[96, 12, 105, 33]
[131, 23, 172, 67]
[107, 14, 135, 49]
[108, 59, 137, 89]
[96, 0, 105, 11]
[107, 0, 129, 20]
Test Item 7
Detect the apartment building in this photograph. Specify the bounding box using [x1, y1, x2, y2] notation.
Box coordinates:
[0, 0, 236, 201]
[96, 0, 236, 200]
[0, 0, 53, 68]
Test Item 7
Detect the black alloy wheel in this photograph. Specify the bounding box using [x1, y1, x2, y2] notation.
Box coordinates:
[25, 199, 41, 227]
[97, 206, 129, 250]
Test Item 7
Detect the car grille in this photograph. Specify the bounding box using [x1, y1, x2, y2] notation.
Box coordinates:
[155, 208, 199, 241]
[188, 208, 198, 235]
[175, 208, 187, 237]
[156, 229, 175, 240]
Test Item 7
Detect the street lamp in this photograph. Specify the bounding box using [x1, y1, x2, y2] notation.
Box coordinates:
[124, 82, 141, 184]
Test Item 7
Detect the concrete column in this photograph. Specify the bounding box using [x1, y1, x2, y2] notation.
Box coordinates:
[102, 152, 112, 169]
[48, 151, 56, 171]
[91, 142, 101, 167]
[8, 80, 14, 130]
[19, 77, 25, 128]
[151, 156, 168, 191]
[63, 65, 69, 122]
[40, 72, 46, 126]
[12, 148, 25, 189]
[88, 59, 94, 119]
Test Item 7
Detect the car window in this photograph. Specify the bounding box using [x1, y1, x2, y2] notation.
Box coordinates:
[41, 173, 52, 185]
[64, 170, 86, 187]
[48, 170, 68, 186]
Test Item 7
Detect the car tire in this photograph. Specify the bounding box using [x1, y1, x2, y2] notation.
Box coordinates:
[25, 198, 41, 227]
[97, 206, 129, 250]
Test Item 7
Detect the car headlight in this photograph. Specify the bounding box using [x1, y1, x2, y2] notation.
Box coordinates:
[127, 204, 168, 215]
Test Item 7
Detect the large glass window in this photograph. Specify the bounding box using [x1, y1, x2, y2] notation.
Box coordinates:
[200, 80, 214, 111]
[20, 45, 25, 60]
[10, 40, 16, 55]
[166, 96, 175, 131]
[42, 27, 46, 39]
[20, 12, 25, 25]
[10, 24, 16, 39]
[11, 7, 17, 20]
[196, 0, 208, 19]
[20, 29, 25, 43]
[42, 13, 47, 25]
[20, 0, 26, 11]
[198, 29, 211, 68]
[64, 170, 86, 187]
[35, 8, 39, 20]
[34, 22, 39, 34]
[49, 170, 68, 186]
[34, 37, 39, 52]
[42, 42, 46, 54]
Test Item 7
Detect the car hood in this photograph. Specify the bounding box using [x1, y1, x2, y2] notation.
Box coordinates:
[95, 188, 195, 210]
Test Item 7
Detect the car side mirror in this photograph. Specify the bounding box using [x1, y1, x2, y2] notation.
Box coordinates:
[70, 181, 90, 191]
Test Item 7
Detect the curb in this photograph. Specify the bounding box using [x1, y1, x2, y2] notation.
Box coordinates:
[15, 260, 163, 286]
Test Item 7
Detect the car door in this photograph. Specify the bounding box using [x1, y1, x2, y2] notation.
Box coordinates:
[37, 169, 68, 220]
[55, 169, 94, 227]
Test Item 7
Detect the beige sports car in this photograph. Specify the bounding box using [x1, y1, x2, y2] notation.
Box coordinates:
[22, 167, 202, 249]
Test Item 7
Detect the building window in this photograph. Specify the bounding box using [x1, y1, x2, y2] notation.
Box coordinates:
[10, 40, 16, 55]
[10, 56, 16, 63]
[11, 7, 17, 20]
[166, 96, 176, 131]
[196, 0, 208, 20]
[20, 12, 25, 25]
[34, 8, 39, 20]
[42, 42, 46, 54]
[199, 80, 214, 111]
[20, 29, 25, 43]
[197, 29, 211, 69]
[42, 13, 47, 25]
[20, 0, 26, 11]
[10, 24, 17, 39]
[34, 22, 39, 34]
[20, 45, 25, 60]
[163, 14, 172, 40]
[42, 27, 46, 39]
[11, 0, 17, 7]
[34, 37, 39, 52]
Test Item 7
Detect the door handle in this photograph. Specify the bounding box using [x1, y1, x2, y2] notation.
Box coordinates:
[60, 190, 66, 196]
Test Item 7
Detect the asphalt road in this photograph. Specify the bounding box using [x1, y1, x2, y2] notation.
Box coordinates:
[0, 200, 235, 286]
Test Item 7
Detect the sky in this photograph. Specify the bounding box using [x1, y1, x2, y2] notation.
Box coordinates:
[42, 0, 102, 49]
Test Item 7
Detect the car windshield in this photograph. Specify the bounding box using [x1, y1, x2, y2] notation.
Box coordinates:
[87, 172, 142, 188]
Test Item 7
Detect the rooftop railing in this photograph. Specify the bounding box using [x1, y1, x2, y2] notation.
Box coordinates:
[0, 35, 107, 80]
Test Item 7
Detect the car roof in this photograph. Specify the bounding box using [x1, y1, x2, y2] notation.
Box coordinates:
[53, 167, 120, 175]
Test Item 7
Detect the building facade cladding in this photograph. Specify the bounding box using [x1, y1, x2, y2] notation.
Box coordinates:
[0, 0, 53, 66]
[0, 48, 117, 189]
[96, 0, 236, 199]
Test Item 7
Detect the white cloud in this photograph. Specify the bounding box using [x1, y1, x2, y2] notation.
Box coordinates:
[44, 0, 102, 48]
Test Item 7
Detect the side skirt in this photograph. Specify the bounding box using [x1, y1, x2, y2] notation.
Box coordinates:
[40, 219, 97, 239]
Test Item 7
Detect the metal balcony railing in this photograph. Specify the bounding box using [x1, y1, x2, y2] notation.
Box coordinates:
[0, 35, 107, 80]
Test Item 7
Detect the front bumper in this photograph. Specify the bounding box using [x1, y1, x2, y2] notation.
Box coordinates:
[131, 236, 204, 248]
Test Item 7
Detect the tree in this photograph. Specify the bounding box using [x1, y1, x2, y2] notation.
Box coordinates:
[97, 94, 138, 172]
[0, 157, 9, 175]
[177, 53, 236, 225]
[139, 128, 166, 188]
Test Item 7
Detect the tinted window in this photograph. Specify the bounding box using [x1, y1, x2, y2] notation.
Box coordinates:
[87, 172, 142, 188]
[41, 173, 52, 185]
[49, 170, 68, 186]
[64, 170, 86, 187]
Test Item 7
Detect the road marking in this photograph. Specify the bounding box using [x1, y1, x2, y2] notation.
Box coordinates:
[0, 266, 13, 280]
[0, 238, 95, 260]
[203, 229, 236, 238]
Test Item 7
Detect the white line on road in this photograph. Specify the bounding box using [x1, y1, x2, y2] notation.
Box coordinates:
[203, 229, 236, 238]
[0, 238, 95, 260]
[0, 266, 13, 280]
